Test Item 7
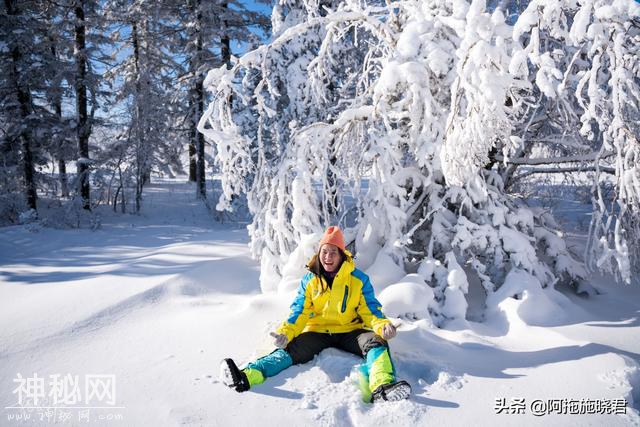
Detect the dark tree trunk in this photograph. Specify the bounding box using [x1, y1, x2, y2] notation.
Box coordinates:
[74, 0, 91, 210]
[58, 158, 69, 197]
[221, 2, 231, 70]
[195, 81, 206, 199]
[194, 0, 206, 199]
[187, 76, 198, 182]
[188, 140, 197, 182]
[6, 0, 38, 213]
[188, 83, 196, 182]
[21, 132, 37, 212]
[132, 21, 145, 213]
[50, 41, 69, 198]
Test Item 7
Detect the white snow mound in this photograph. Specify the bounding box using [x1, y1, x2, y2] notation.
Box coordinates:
[487, 268, 567, 326]
[364, 251, 406, 293]
[378, 274, 435, 319]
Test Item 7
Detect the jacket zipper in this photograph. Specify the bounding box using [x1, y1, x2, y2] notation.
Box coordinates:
[341, 286, 349, 313]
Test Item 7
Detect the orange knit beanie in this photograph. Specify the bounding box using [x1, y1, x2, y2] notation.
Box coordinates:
[319, 226, 346, 252]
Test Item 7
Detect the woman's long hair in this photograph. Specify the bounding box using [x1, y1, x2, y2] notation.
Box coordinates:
[307, 248, 347, 293]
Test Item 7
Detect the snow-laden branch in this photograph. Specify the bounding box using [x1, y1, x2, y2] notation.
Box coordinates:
[495, 151, 614, 166]
[513, 165, 616, 181]
[271, 11, 396, 51]
[199, 0, 640, 325]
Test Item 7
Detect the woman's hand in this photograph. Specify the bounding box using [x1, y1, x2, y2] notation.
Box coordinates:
[270, 332, 289, 349]
[381, 323, 397, 340]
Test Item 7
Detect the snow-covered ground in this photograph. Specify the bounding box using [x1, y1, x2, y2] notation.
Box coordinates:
[1, 180, 638, 426]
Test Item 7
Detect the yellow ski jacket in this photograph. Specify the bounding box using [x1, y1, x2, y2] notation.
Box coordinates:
[276, 254, 391, 342]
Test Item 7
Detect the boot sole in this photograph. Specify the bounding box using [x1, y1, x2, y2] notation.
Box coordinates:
[384, 382, 411, 401]
[220, 358, 250, 392]
[219, 359, 236, 388]
[372, 380, 412, 403]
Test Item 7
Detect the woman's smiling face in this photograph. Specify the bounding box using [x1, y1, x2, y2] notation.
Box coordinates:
[319, 244, 342, 273]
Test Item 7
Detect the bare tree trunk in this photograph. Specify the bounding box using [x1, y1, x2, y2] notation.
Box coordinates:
[21, 131, 37, 212]
[188, 140, 197, 182]
[188, 84, 196, 182]
[49, 37, 69, 198]
[6, 0, 38, 213]
[132, 21, 145, 213]
[195, 81, 206, 199]
[221, 2, 231, 69]
[118, 164, 126, 213]
[58, 158, 69, 197]
[74, 0, 91, 210]
[193, 0, 206, 199]
[113, 184, 121, 212]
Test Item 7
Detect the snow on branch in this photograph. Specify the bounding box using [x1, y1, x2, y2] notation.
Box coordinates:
[494, 151, 614, 166]
[513, 165, 616, 181]
[200, 0, 638, 325]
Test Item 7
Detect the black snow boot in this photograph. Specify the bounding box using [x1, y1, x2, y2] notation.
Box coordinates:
[371, 380, 411, 403]
[219, 358, 250, 392]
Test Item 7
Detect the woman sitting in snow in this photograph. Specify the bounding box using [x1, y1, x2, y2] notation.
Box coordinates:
[220, 226, 411, 402]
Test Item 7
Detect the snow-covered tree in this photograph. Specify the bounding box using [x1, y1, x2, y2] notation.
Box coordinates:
[96, 0, 268, 212]
[1, 0, 42, 215]
[103, 0, 183, 212]
[1, 0, 110, 220]
[45, 20, 76, 200]
[501, 0, 640, 283]
[1, 0, 75, 218]
[180, 0, 269, 198]
[0, 0, 269, 224]
[201, 0, 639, 322]
[199, 0, 348, 290]
[49, 0, 111, 211]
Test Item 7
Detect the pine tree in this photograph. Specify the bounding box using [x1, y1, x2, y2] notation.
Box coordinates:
[185, 0, 269, 199]
[3, 0, 38, 214]
[74, 0, 91, 209]
[1, 0, 69, 217]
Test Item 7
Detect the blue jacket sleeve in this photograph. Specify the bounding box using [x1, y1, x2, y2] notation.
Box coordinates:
[276, 273, 314, 342]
